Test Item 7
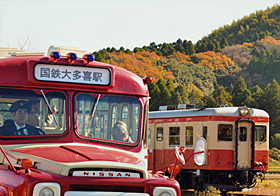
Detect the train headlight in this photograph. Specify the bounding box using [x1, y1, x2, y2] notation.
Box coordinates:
[153, 187, 176, 196]
[33, 183, 60, 196]
[240, 106, 249, 116]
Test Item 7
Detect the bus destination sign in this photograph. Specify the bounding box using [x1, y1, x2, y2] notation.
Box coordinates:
[34, 64, 110, 85]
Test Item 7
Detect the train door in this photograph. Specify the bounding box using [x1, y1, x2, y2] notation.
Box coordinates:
[235, 119, 255, 170]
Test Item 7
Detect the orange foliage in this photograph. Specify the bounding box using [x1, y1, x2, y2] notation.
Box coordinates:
[260, 36, 280, 46]
[194, 51, 235, 70]
[108, 51, 174, 82]
[167, 51, 192, 63]
[237, 42, 253, 48]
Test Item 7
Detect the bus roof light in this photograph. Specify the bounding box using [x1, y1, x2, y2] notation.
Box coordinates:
[83, 54, 94, 64]
[66, 52, 78, 63]
[50, 51, 60, 61]
[142, 77, 152, 84]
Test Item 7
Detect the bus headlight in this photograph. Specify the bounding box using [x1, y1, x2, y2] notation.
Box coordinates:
[159, 192, 172, 196]
[153, 187, 176, 196]
[39, 188, 54, 196]
[33, 183, 60, 196]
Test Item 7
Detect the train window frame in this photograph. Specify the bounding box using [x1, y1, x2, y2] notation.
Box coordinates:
[218, 124, 233, 141]
[169, 126, 180, 146]
[156, 127, 163, 141]
[185, 126, 193, 147]
[255, 125, 267, 142]
[203, 126, 207, 141]
[239, 127, 247, 142]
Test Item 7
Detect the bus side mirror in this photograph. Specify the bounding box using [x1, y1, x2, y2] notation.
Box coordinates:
[194, 137, 206, 166]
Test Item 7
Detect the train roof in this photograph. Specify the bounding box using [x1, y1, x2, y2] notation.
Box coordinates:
[149, 106, 269, 119]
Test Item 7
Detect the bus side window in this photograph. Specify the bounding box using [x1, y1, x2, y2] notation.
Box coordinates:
[169, 127, 180, 146]
[156, 127, 163, 141]
[186, 126, 193, 146]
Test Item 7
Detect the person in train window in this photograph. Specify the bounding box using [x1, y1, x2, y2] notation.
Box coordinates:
[112, 121, 133, 143]
[0, 100, 43, 136]
[223, 128, 232, 141]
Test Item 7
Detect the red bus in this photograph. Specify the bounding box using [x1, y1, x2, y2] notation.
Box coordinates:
[0, 46, 180, 196]
[148, 104, 268, 193]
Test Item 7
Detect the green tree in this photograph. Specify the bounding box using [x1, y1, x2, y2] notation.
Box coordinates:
[171, 91, 183, 106]
[250, 85, 264, 108]
[148, 82, 161, 111]
[156, 78, 172, 106]
[262, 79, 280, 137]
[212, 86, 232, 106]
[232, 76, 251, 106]
[166, 78, 175, 95]
[176, 84, 189, 104]
[220, 37, 229, 48]
[188, 88, 203, 108]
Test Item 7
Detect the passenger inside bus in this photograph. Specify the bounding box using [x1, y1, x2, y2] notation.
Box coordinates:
[26, 100, 58, 127]
[112, 121, 133, 143]
[0, 100, 43, 136]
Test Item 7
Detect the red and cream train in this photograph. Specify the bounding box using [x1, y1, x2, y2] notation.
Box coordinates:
[148, 104, 269, 192]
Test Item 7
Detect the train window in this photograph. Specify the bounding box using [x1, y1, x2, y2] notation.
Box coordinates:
[255, 125, 266, 142]
[203, 126, 207, 141]
[185, 126, 193, 146]
[239, 127, 247, 141]
[148, 128, 151, 146]
[218, 124, 233, 141]
[156, 127, 163, 141]
[169, 127, 180, 146]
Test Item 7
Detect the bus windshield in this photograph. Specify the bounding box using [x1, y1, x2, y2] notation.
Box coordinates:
[0, 88, 67, 136]
[75, 93, 140, 144]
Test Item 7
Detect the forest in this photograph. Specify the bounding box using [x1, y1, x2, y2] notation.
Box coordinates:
[92, 4, 280, 149]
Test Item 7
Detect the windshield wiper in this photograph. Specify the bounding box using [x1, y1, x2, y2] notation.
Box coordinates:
[41, 90, 60, 129]
[87, 94, 101, 133]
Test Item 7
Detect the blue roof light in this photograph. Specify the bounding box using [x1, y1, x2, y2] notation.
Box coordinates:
[70, 53, 77, 60]
[66, 52, 78, 62]
[83, 54, 94, 64]
[87, 54, 94, 62]
[50, 51, 61, 59]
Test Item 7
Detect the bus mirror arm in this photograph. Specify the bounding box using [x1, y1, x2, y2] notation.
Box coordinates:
[0, 146, 18, 174]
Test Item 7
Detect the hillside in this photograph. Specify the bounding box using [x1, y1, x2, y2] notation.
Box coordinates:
[92, 4, 280, 149]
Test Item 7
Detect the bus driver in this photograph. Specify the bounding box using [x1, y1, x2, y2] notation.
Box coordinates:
[0, 100, 43, 136]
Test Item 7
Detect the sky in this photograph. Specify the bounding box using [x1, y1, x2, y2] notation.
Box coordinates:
[0, 0, 279, 55]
